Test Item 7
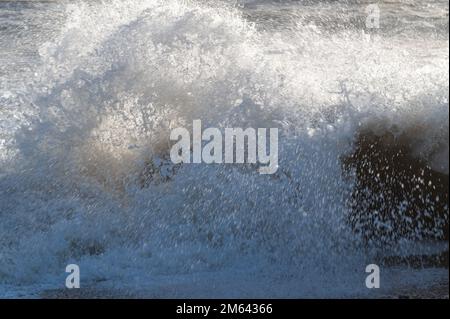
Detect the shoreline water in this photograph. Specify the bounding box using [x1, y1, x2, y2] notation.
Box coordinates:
[0, 0, 448, 298]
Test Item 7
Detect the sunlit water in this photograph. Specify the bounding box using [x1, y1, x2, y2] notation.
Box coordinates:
[0, 0, 448, 298]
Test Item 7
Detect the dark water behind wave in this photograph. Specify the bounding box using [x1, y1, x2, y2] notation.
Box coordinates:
[0, 0, 448, 297]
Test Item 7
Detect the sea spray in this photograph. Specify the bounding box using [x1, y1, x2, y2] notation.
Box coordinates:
[0, 0, 447, 297]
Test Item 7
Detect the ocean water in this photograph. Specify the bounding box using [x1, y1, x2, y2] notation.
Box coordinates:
[0, 0, 448, 298]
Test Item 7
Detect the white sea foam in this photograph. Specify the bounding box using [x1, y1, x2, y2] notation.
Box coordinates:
[0, 0, 448, 297]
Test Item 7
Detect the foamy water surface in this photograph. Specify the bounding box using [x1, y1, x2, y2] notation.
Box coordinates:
[0, 0, 448, 298]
